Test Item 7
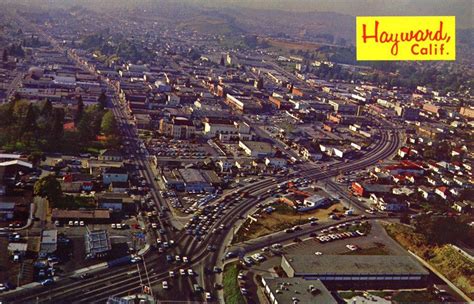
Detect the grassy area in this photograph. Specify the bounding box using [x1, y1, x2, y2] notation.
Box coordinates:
[338, 291, 363, 299]
[223, 263, 246, 304]
[232, 202, 343, 243]
[55, 195, 96, 209]
[385, 223, 474, 297]
[392, 290, 438, 303]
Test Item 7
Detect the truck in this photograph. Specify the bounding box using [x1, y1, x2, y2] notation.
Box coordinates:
[107, 255, 132, 268]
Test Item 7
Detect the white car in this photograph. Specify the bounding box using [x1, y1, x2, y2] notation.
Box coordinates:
[151, 223, 158, 229]
[79, 221, 85, 226]
[131, 255, 142, 263]
[346, 244, 358, 251]
[182, 256, 189, 263]
[314, 251, 323, 255]
[187, 269, 194, 276]
[111, 223, 116, 229]
[162, 280, 168, 289]
[169, 271, 175, 277]
[74, 221, 79, 226]
[179, 269, 186, 276]
[205, 292, 212, 300]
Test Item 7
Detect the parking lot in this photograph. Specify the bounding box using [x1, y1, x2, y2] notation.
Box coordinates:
[146, 137, 218, 160]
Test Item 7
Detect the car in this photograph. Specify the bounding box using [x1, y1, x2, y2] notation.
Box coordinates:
[205, 292, 212, 300]
[346, 244, 358, 251]
[0, 283, 7, 292]
[182, 256, 189, 263]
[68, 221, 74, 226]
[175, 255, 181, 262]
[187, 269, 194, 276]
[74, 221, 79, 226]
[111, 223, 116, 229]
[131, 256, 142, 263]
[54, 220, 60, 227]
[41, 278, 54, 286]
[213, 266, 222, 273]
[169, 271, 175, 277]
[162, 280, 168, 289]
[166, 255, 173, 262]
[79, 221, 84, 226]
[116, 223, 122, 229]
[237, 272, 245, 280]
[240, 288, 248, 295]
[13, 254, 20, 262]
[314, 251, 323, 255]
[151, 223, 158, 229]
[179, 269, 186, 276]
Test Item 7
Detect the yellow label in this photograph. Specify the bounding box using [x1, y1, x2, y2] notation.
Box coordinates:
[356, 16, 456, 61]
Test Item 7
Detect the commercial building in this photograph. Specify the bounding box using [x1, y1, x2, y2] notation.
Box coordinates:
[102, 167, 129, 185]
[261, 277, 337, 304]
[302, 194, 331, 210]
[281, 255, 429, 286]
[0, 202, 15, 221]
[159, 116, 196, 139]
[39, 229, 58, 258]
[51, 209, 111, 224]
[85, 229, 112, 259]
[328, 100, 361, 115]
[239, 140, 275, 158]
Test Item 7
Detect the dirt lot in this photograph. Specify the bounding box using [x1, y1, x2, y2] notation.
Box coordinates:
[235, 202, 344, 243]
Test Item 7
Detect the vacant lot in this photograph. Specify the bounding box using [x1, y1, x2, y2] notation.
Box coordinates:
[233, 202, 343, 243]
[223, 262, 246, 304]
[385, 223, 474, 298]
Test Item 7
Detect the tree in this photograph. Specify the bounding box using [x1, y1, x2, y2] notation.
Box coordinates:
[98, 92, 107, 108]
[220, 55, 225, 66]
[2, 49, 7, 62]
[76, 96, 84, 123]
[34, 175, 62, 206]
[101, 110, 117, 136]
[256, 77, 264, 90]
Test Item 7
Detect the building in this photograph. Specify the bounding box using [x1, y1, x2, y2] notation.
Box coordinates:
[96, 192, 137, 213]
[159, 116, 196, 139]
[85, 229, 111, 259]
[452, 201, 472, 213]
[52, 209, 111, 224]
[39, 229, 58, 258]
[281, 255, 429, 286]
[328, 100, 360, 115]
[264, 157, 287, 168]
[98, 149, 123, 162]
[103, 167, 128, 185]
[0, 202, 15, 221]
[459, 107, 474, 119]
[239, 140, 275, 158]
[166, 168, 220, 193]
[261, 277, 337, 304]
[351, 182, 393, 197]
[302, 194, 331, 210]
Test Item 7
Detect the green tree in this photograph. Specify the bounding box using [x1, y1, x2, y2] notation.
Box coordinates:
[98, 92, 107, 108]
[76, 96, 84, 123]
[34, 175, 62, 206]
[101, 110, 117, 136]
[2, 49, 7, 62]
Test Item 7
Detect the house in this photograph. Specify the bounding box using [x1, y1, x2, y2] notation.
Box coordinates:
[109, 181, 129, 193]
[452, 201, 472, 213]
[98, 149, 123, 162]
[96, 192, 137, 213]
[159, 116, 196, 139]
[102, 167, 128, 185]
[418, 186, 434, 200]
[351, 182, 392, 197]
[371, 194, 408, 211]
[61, 173, 94, 192]
[216, 159, 234, 173]
[435, 186, 449, 200]
[264, 157, 287, 168]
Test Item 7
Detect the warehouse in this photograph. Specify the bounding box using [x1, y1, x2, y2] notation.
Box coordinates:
[261, 277, 337, 304]
[281, 255, 429, 287]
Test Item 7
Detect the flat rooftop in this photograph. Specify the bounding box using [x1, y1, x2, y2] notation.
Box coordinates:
[262, 277, 337, 304]
[284, 255, 429, 276]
